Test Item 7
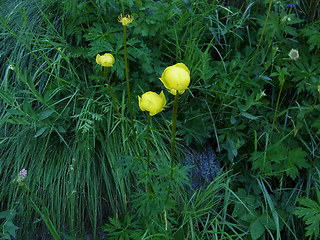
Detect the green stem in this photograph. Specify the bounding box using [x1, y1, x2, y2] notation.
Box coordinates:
[146, 114, 153, 193]
[123, 25, 135, 138]
[250, 0, 273, 67]
[165, 93, 179, 202]
[170, 94, 179, 179]
[147, 114, 151, 172]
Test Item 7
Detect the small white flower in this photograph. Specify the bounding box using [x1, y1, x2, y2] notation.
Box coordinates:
[256, 90, 267, 100]
[288, 49, 299, 60]
[8, 65, 14, 70]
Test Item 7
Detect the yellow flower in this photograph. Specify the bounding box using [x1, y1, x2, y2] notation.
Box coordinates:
[159, 63, 190, 95]
[118, 13, 134, 26]
[138, 91, 166, 116]
[96, 53, 115, 67]
[288, 49, 299, 61]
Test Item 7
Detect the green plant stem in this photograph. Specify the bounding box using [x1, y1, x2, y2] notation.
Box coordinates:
[170, 94, 179, 179]
[146, 114, 153, 193]
[165, 93, 179, 202]
[147, 114, 151, 172]
[123, 25, 135, 138]
[250, 0, 273, 67]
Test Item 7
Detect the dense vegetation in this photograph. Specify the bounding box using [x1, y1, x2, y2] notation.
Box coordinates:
[0, 0, 320, 239]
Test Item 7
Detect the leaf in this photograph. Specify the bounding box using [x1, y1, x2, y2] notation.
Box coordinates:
[286, 148, 309, 180]
[240, 111, 260, 120]
[4, 117, 30, 125]
[4, 221, 19, 238]
[250, 218, 265, 240]
[39, 109, 54, 121]
[0, 89, 15, 106]
[294, 198, 320, 238]
[26, 77, 45, 104]
[0, 210, 11, 219]
[34, 126, 48, 138]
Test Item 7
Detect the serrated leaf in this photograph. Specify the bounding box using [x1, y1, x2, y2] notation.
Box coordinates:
[286, 148, 309, 179]
[294, 198, 320, 238]
[250, 218, 265, 240]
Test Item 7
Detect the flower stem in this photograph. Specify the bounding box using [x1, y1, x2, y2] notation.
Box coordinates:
[146, 114, 153, 193]
[170, 93, 179, 179]
[123, 25, 135, 138]
[165, 93, 179, 202]
[147, 114, 151, 172]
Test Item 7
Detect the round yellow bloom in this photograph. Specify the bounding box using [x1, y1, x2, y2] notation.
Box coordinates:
[160, 63, 190, 95]
[288, 49, 299, 61]
[138, 91, 166, 116]
[118, 13, 134, 26]
[96, 53, 115, 67]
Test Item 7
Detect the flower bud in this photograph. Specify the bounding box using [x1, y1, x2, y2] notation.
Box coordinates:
[96, 53, 115, 67]
[138, 91, 166, 116]
[160, 63, 190, 95]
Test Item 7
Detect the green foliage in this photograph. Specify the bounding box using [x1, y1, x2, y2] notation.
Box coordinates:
[294, 196, 320, 238]
[300, 20, 320, 52]
[0, 210, 19, 239]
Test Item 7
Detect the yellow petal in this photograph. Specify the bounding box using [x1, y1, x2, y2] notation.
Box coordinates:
[174, 63, 190, 75]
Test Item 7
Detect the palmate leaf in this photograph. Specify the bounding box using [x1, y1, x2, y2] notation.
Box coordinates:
[294, 198, 320, 238]
[286, 147, 309, 180]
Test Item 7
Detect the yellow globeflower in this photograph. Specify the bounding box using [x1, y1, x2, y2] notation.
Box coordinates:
[96, 53, 115, 67]
[138, 91, 166, 116]
[160, 63, 190, 95]
[118, 13, 134, 26]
